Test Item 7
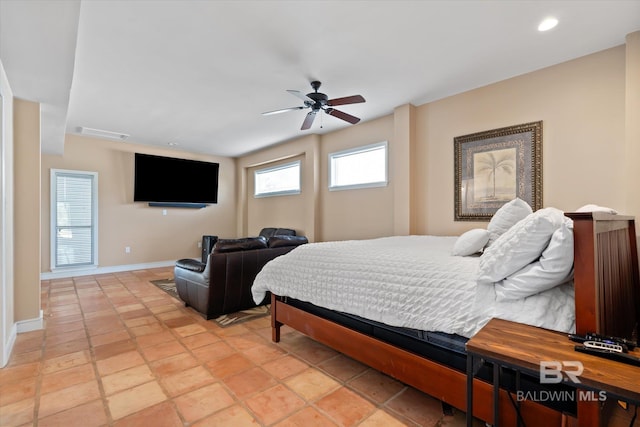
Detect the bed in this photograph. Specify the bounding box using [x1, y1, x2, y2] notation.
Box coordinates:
[252, 209, 639, 426]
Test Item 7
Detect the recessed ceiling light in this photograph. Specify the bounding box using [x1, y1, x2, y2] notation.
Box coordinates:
[538, 17, 558, 32]
[168, 142, 179, 146]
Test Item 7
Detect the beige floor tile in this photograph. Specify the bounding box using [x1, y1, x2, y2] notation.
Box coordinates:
[206, 353, 255, 379]
[107, 381, 167, 420]
[317, 354, 369, 382]
[192, 341, 237, 363]
[243, 342, 287, 365]
[160, 365, 215, 397]
[112, 401, 183, 427]
[43, 338, 91, 359]
[38, 380, 101, 419]
[245, 384, 306, 425]
[44, 328, 87, 347]
[96, 350, 146, 376]
[386, 387, 444, 427]
[140, 339, 185, 362]
[129, 322, 165, 337]
[358, 409, 414, 427]
[135, 330, 176, 348]
[0, 362, 40, 384]
[93, 339, 137, 361]
[191, 404, 259, 427]
[316, 388, 376, 427]
[223, 366, 278, 399]
[102, 364, 155, 395]
[0, 397, 35, 426]
[285, 368, 341, 401]
[42, 350, 90, 374]
[40, 363, 96, 395]
[348, 369, 406, 404]
[90, 329, 132, 347]
[180, 331, 221, 350]
[0, 380, 36, 407]
[173, 323, 208, 337]
[262, 354, 309, 380]
[150, 352, 200, 376]
[173, 382, 235, 422]
[37, 399, 108, 427]
[273, 406, 339, 427]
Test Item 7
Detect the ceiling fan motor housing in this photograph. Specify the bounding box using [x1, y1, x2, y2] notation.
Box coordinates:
[306, 92, 329, 110]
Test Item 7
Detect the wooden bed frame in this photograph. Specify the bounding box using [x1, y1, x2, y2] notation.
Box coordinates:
[269, 212, 640, 426]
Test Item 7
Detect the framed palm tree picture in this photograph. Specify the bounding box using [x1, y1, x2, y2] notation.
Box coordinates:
[454, 121, 542, 221]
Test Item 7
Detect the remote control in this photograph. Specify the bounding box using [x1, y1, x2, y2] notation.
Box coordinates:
[574, 345, 640, 367]
[568, 333, 637, 351]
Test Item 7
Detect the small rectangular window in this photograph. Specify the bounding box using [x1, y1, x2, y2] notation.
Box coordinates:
[254, 160, 301, 197]
[329, 141, 388, 191]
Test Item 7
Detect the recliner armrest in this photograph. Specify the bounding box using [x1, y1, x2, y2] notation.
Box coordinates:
[268, 235, 308, 248]
[176, 258, 206, 273]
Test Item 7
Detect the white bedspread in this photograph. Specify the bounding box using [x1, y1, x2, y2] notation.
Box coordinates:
[252, 235, 575, 338]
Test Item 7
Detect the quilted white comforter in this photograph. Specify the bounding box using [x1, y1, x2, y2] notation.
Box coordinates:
[252, 235, 575, 338]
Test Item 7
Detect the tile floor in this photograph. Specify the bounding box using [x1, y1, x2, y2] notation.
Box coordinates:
[0, 268, 469, 426]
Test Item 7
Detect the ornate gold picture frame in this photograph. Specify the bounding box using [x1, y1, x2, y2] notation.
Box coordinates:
[454, 121, 542, 221]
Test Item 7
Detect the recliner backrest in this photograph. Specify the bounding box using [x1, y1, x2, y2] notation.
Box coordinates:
[258, 228, 296, 238]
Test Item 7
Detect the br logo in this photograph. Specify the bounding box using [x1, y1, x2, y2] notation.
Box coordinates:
[539, 361, 584, 384]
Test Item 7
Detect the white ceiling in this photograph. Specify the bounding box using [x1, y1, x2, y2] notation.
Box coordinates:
[1, 0, 639, 157]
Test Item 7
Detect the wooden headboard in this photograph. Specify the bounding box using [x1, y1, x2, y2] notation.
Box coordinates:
[567, 212, 640, 339]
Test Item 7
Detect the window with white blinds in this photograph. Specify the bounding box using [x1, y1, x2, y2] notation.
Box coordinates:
[51, 169, 98, 269]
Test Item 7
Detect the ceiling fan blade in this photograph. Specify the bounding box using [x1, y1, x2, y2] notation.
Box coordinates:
[327, 95, 366, 106]
[325, 108, 360, 125]
[262, 106, 305, 116]
[287, 90, 315, 104]
[301, 111, 317, 130]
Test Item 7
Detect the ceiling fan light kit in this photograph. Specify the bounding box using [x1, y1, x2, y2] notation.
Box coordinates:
[263, 81, 365, 130]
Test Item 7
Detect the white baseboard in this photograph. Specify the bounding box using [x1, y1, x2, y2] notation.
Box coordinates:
[40, 260, 176, 280]
[16, 310, 44, 333]
[1, 322, 17, 368]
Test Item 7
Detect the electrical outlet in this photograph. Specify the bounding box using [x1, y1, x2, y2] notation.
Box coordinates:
[197, 241, 202, 248]
[162, 209, 167, 216]
[125, 246, 131, 253]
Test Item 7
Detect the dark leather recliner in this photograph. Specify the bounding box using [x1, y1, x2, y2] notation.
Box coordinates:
[174, 229, 306, 319]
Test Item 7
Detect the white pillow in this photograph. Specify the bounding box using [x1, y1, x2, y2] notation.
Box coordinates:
[486, 198, 532, 247]
[452, 229, 490, 256]
[575, 204, 618, 215]
[477, 207, 565, 284]
[495, 217, 574, 301]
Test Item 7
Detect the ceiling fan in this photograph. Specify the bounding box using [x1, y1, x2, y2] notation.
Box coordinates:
[262, 81, 365, 130]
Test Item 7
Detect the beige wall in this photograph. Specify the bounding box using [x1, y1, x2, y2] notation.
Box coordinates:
[240, 42, 636, 241]
[319, 115, 394, 241]
[626, 32, 640, 218]
[14, 99, 41, 322]
[41, 135, 237, 272]
[237, 116, 394, 243]
[246, 154, 308, 237]
[417, 45, 627, 235]
[237, 134, 320, 240]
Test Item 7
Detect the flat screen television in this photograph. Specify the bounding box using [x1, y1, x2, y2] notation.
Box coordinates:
[134, 153, 219, 205]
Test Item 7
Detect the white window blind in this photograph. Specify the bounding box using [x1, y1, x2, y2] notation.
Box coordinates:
[51, 170, 98, 269]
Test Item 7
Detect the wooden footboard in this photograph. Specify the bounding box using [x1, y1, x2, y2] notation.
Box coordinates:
[270, 212, 639, 426]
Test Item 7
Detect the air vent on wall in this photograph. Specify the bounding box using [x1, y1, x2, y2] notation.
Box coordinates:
[78, 126, 129, 141]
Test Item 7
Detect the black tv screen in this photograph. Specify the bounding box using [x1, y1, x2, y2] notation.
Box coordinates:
[134, 153, 219, 204]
